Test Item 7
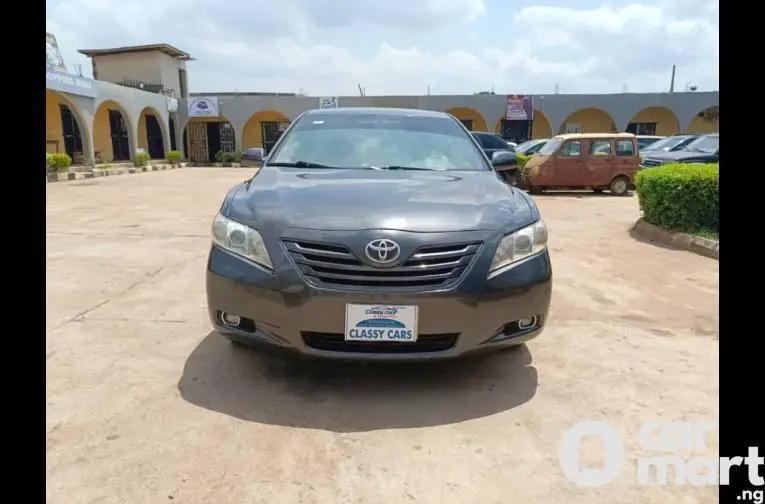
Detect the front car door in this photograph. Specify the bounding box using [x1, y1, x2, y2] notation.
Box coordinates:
[586, 138, 615, 186]
[554, 139, 585, 186]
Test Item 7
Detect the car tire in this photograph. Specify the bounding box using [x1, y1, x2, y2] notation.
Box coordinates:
[609, 176, 629, 196]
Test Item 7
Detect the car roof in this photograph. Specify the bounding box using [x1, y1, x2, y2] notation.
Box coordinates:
[555, 133, 636, 140]
[302, 107, 451, 119]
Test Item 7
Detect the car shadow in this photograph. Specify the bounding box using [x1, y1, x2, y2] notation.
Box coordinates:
[178, 331, 538, 433]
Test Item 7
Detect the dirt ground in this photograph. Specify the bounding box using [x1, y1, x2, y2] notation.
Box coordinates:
[46, 169, 719, 504]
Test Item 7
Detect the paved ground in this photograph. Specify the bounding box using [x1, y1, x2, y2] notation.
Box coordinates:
[47, 169, 719, 504]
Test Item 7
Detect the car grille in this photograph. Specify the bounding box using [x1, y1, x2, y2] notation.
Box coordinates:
[301, 332, 459, 353]
[640, 159, 663, 167]
[282, 239, 482, 289]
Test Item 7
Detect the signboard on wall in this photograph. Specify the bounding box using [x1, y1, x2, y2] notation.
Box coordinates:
[166, 97, 178, 113]
[188, 97, 220, 117]
[46, 32, 67, 72]
[505, 95, 534, 121]
[318, 97, 339, 109]
[46, 68, 98, 98]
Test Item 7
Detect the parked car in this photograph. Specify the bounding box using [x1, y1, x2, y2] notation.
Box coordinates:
[520, 133, 639, 195]
[515, 139, 548, 156]
[639, 134, 698, 155]
[636, 135, 664, 150]
[639, 133, 719, 169]
[471, 131, 516, 158]
[206, 107, 551, 360]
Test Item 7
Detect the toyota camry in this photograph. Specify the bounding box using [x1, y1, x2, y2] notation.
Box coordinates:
[206, 107, 552, 361]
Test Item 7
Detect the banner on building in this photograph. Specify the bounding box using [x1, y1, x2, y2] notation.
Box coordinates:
[46, 32, 67, 72]
[46, 68, 98, 98]
[318, 97, 339, 109]
[166, 97, 179, 113]
[188, 97, 220, 117]
[505, 95, 534, 121]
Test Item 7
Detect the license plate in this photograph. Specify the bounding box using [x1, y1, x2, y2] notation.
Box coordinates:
[344, 304, 419, 342]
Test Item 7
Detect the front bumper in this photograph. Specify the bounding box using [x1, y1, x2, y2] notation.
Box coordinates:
[206, 244, 552, 361]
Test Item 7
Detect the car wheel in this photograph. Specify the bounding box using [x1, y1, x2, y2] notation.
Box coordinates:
[609, 176, 629, 196]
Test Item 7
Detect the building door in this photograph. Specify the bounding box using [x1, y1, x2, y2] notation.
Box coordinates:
[108, 110, 130, 161]
[205, 122, 235, 162]
[626, 122, 657, 135]
[499, 119, 532, 143]
[219, 122, 235, 153]
[459, 119, 473, 131]
[261, 121, 289, 154]
[144, 114, 165, 159]
[169, 117, 177, 151]
[59, 104, 83, 160]
[186, 121, 208, 162]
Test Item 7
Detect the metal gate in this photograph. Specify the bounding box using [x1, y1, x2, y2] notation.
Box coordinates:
[186, 121, 208, 162]
[219, 122, 235, 153]
[261, 121, 290, 154]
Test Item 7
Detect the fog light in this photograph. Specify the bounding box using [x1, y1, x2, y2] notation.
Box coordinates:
[221, 312, 241, 327]
[518, 316, 537, 330]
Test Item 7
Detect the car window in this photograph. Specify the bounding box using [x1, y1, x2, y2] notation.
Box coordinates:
[559, 140, 582, 157]
[590, 140, 612, 157]
[481, 134, 511, 150]
[471, 133, 488, 148]
[267, 113, 490, 171]
[616, 140, 635, 157]
[684, 135, 719, 153]
[539, 138, 562, 155]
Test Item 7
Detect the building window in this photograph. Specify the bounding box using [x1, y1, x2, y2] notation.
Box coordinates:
[459, 119, 473, 130]
[626, 122, 657, 135]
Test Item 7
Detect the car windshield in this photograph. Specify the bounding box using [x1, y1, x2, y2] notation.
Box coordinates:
[538, 138, 563, 155]
[683, 135, 719, 153]
[267, 113, 490, 171]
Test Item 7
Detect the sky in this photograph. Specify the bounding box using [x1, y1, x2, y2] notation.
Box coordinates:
[45, 0, 718, 96]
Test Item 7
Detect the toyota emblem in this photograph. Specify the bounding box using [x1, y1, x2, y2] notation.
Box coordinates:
[365, 239, 401, 265]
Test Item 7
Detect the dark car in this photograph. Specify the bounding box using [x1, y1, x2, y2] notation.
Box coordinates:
[206, 107, 552, 361]
[640, 134, 698, 156]
[640, 133, 718, 169]
[471, 131, 516, 158]
[515, 139, 548, 156]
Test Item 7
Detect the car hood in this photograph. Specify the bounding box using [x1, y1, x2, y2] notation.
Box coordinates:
[224, 167, 534, 232]
[641, 150, 713, 161]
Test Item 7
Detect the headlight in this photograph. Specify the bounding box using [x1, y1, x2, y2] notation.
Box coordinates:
[489, 220, 548, 276]
[211, 213, 273, 269]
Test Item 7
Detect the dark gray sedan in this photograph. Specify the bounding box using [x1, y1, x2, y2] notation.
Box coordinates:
[206, 107, 552, 360]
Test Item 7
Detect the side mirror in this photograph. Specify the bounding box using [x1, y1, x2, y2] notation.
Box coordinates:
[242, 147, 265, 163]
[491, 151, 518, 171]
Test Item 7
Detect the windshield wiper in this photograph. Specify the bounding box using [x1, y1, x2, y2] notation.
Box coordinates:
[267, 161, 336, 168]
[378, 165, 440, 171]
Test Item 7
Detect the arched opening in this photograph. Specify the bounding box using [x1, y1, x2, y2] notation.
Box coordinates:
[46, 89, 88, 164]
[531, 110, 553, 139]
[137, 107, 167, 160]
[94, 100, 132, 163]
[168, 114, 178, 152]
[688, 106, 719, 134]
[494, 111, 552, 142]
[626, 107, 680, 136]
[558, 108, 617, 134]
[183, 116, 236, 163]
[445, 107, 488, 132]
[242, 110, 291, 155]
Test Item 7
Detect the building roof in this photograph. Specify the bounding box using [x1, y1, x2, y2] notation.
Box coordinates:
[78, 43, 194, 61]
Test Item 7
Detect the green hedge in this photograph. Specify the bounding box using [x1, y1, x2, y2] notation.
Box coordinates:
[635, 163, 718, 234]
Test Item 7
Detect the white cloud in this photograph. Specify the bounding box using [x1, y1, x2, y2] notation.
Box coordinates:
[46, 0, 718, 95]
